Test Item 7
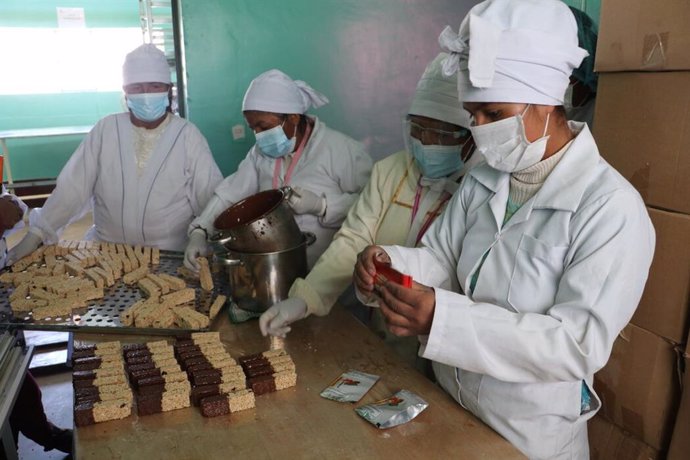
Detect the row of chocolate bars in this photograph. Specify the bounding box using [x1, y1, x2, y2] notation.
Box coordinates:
[72, 332, 297, 425]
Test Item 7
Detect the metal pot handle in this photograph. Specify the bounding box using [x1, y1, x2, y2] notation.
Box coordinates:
[304, 232, 316, 246]
[209, 232, 235, 247]
[215, 256, 243, 267]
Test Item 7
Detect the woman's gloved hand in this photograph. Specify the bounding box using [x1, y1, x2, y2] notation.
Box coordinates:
[287, 186, 326, 216]
[259, 297, 308, 338]
[183, 229, 208, 272]
[7, 232, 42, 265]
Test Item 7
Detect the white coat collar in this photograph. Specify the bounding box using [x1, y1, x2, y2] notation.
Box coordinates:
[468, 121, 598, 213]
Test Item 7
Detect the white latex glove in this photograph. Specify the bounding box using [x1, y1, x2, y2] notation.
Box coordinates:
[7, 232, 42, 266]
[259, 297, 308, 338]
[183, 229, 208, 272]
[287, 186, 326, 216]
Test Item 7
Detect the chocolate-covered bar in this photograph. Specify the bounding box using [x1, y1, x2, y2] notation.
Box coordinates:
[199, 390, 255, 417]
[74, 398, 131, 426]
[137, 391, 190, 416]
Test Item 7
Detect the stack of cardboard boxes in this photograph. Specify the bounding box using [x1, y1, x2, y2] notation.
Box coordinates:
[589, 0, 690, 458]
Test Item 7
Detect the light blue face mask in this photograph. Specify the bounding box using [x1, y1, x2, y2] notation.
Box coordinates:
[126, 92, 170, 122]
[409, 137, 464, 179]
[255, 121, 296, 158]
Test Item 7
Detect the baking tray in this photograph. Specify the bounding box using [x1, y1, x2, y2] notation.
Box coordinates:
[0, 252, 229, 335]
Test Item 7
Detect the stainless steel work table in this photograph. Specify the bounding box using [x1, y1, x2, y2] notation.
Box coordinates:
[73, 305, 524, 459]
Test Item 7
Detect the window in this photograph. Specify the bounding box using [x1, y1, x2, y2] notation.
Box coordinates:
[0, 27, 142, 95]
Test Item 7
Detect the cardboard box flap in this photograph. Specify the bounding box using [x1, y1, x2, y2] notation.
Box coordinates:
[597, 0, 690, 71]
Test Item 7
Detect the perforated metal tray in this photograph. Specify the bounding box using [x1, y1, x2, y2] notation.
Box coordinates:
[0, 252, 228, 335]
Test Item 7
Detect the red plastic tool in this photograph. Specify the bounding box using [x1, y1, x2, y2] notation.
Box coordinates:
[373, 259, 413, 288]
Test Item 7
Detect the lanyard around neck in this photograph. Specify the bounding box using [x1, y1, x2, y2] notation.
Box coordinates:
[272, 122, 312, 189]
[410, 175, 452, 246]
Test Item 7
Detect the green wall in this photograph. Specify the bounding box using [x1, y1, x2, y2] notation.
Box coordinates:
[562, 0, 601, 24]
[180, 0, 474, 175]
[0, 0, 139, 181]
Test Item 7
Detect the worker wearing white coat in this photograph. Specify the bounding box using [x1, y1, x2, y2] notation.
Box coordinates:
[7, 44, 223, 261]
[185, 69, 372, 270]
[259, 53, 481, 369]
[354, 1, 655, 458]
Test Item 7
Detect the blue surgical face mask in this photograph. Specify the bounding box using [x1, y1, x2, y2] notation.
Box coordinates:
[126, 92, 170, 122]
[408, 137, 464, 179]
[255, 121, 296, 158]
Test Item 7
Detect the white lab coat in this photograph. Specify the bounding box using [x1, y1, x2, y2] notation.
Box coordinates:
[191, 116, 372, 267]
[382, 123, 655, 459]
[29, 113, 223, 251]
[0, 186, 27, 269]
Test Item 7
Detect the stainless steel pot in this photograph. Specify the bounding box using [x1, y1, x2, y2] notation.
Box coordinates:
[210, 188, 302, 254]
[216, 232, 316, 313]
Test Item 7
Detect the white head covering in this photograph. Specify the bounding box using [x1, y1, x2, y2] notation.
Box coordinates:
[122, 44, 171, 86]
[409, 53, 471, 129]
[439, 0, 588, 105]
[242, 69, 329, 114]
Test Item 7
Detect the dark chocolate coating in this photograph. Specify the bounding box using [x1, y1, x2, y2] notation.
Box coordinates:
[131, 369, 162, 386]
[126, 362, 156, 378]
[191, 369, 221, 386]
[73, 356, 102, 372]
[247, 374, 276, 395]
[73, 370, 97, 381]
[245, 365, 273, 378]
[124, 349, 152, 360]
[182, 356, 210, 370]
[125, 355, 153, 366]
[200, 394, 230, 417]
[191, 384, 221, 406]
[122, 343, 147, 353]
[74, 402, 96, 426]
[185, 362, 214, 376]
[73, 378, 97, 389]
[136, 394, 163, 416]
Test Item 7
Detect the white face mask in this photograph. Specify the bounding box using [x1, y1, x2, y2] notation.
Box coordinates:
[470, 105, 550, 173]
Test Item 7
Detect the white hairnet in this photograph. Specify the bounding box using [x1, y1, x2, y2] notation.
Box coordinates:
[409, 53, 471, 129]
[122, 44, 171, 86]
[439, 0, 588, 105]
[242, 69, 329, 114]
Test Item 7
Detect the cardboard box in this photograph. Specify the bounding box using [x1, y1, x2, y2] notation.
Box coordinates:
[667, 337, 690, 460]
[632, 207, 690, 343]
[588, 414, 659, 460]
[667, 357, 689, 460]
[593, 72, 690, 215]
[593, 323, 681, 450]
[596, 0, 690, 71]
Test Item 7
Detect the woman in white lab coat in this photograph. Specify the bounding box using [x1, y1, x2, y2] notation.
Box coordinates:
[8, 44, 223, 260]
[184, 70, 372, 270]
[354, 1, 655, 458]
[259, 53, 481, 369]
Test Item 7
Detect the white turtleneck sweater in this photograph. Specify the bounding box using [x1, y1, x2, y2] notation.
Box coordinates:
[132, 113, 172, 176]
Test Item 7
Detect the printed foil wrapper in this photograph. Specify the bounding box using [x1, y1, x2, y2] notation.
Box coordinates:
[320, 370, 379, 403]
[355, 389, 428, 429]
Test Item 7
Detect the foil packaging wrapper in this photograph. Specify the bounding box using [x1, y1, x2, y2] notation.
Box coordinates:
[320, 370, 379, 403]
[355, 389, 428, 429]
